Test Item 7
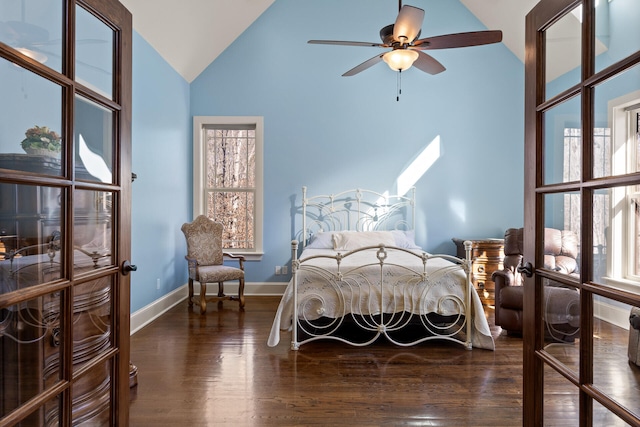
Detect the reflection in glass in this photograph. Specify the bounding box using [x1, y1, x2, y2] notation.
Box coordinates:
[74, 96, 113, 184]
[542, 279, 580, 354]
[594, 296, 640, 421]
[70, 360, 112, 425]
[544, 192, 581, 241]
[73, 278, 112, 373]
[76, 5, 114, 98]
[545, 6, 582, 100]
[73, 190, 113, 272]
[0, 292, 62, 420]
[593, 188, 610, 285]
[0, 0, 63, 72]
[540, 227, 581, 354]
[594, 399, 630, 427]
[544, 364, 579, 426]
[543, 96, 582, 185]
[0, 57, 63, 174]
[595, 0, 640, 74]
[0, 183, 63, 293]
[593, 63, 640, 179]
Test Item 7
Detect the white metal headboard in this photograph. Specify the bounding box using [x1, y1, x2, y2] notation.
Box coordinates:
[301, 186, 416, 247]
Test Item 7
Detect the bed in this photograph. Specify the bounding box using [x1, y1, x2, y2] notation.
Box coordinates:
[267, 187, 494, 351]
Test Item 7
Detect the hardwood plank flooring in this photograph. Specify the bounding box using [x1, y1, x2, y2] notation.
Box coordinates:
[129, 297, 524, 426]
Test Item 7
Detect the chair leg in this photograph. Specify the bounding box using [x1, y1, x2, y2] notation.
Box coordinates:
[187, 278, 194, 307]
[199, 282, 207, 314]
[218, 282, 225, 297]
[238, 277, 245, 309]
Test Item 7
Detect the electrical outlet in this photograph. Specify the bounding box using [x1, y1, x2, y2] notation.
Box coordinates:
[156, 278, 160, 290]
[282, 265, 288, 275]
[275, 266, 281, 275]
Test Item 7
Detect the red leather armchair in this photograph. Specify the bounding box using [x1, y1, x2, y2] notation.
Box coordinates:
[492, 228, 580, 342]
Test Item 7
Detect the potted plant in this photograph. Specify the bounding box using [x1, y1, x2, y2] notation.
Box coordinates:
[21, 125, 62, 157]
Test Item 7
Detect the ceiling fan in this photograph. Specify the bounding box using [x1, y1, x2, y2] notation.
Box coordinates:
[1, 1, 107, 66]
[308, 1, 503, 77]
[0, 19, 51, 62]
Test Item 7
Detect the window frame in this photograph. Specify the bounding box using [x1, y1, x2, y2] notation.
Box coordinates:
[602, 93, 640, 290]
[193, 116, 264, 260]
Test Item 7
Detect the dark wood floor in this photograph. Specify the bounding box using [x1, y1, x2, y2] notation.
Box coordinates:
[129, 296, 525, 426]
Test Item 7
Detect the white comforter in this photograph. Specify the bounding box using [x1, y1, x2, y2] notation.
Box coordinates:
[267, 247, 495, 350]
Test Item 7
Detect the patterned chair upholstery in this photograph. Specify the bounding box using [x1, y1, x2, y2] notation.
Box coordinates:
[181, 215, 245, 313]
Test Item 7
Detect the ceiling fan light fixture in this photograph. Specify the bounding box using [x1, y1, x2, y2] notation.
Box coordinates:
[382, 49, 419, 71]
[15, 47, 47, 64]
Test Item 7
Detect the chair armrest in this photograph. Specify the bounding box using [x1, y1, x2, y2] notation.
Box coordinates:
[492, 269, 516, 307]
[492, 268, 518, 327]
[492, 269, 516, 289]
[223, 252, 245, 270]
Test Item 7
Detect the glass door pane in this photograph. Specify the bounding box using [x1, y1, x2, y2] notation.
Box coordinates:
[75, 96, 114, 184]
[594, 0, 640, 74]
[0, 57, 64, 174]
[75, 5, 114, 99]
[543, 96, 582, 185]
[0, 0, 63, 72]
[545, 6, 582, 100]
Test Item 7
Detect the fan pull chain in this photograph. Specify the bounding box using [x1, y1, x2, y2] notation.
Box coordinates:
[396, 70, 402, 101]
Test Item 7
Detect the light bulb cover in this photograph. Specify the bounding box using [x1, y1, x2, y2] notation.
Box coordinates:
[382, 49, 419, 71]
[15, 47, 48, 64]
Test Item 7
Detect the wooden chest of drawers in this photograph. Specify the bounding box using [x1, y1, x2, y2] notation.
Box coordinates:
[452, 238, 505, 308]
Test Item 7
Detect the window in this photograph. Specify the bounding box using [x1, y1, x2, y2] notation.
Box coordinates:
[565, 98, 640, 289]
[193, 117, 263, 260]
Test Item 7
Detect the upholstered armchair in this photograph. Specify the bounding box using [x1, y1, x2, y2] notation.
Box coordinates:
[181, 215, 245, 313]
[492, 227, 580, 342]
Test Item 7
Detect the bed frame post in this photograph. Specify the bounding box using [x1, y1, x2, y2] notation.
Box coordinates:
[290, 239, 300, 350]
[301, 186, 307, 248]
[464, 240, 473, 350]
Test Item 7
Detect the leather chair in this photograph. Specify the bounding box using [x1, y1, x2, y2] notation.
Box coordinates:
[492, 228, 580, 342]
[181, 215, 245, 313]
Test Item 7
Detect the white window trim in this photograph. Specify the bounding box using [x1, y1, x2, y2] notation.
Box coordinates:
[604, 91, 640, 291]
[192, 116, 264, 261]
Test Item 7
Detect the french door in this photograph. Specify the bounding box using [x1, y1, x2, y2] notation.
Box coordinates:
[0, 0, 132, 425]
[524, 0, 640, 425]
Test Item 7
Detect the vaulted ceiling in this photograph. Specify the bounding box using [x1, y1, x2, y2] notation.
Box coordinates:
[119, 0, 539, 83]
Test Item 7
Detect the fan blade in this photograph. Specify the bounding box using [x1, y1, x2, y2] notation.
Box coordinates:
[342, 53, 384, 76]
[413, 30, 502, 50]
[308, 40, 387, 48]
[393, 5, 424, 43]
[412, 51, 446, 75]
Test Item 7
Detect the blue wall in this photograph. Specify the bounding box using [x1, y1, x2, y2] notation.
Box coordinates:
[130, 32, 191, 311]
[189, 0, 525, 286]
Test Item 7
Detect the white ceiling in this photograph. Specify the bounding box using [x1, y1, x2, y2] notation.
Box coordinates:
[119, 0, 539, 83]
[119, 0, 275, 82]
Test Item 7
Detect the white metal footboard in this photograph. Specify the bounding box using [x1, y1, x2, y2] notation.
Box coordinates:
[289, 240, 474, 350]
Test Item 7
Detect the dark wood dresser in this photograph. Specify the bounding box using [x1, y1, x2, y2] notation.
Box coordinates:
[452, 238, 505, 308]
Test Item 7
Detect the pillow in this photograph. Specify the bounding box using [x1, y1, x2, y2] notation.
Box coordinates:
[306, 231, 335, 249]
[391, 230, 421, 249]
[332, 231, 396, 251]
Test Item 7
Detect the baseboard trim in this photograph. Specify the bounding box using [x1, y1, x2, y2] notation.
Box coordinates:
[130, 281, 288, 335]
[130, 285, 187, 334]
[594, 298, 631, 330]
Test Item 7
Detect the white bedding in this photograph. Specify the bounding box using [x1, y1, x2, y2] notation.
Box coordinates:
[267, 247, 495, 350]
